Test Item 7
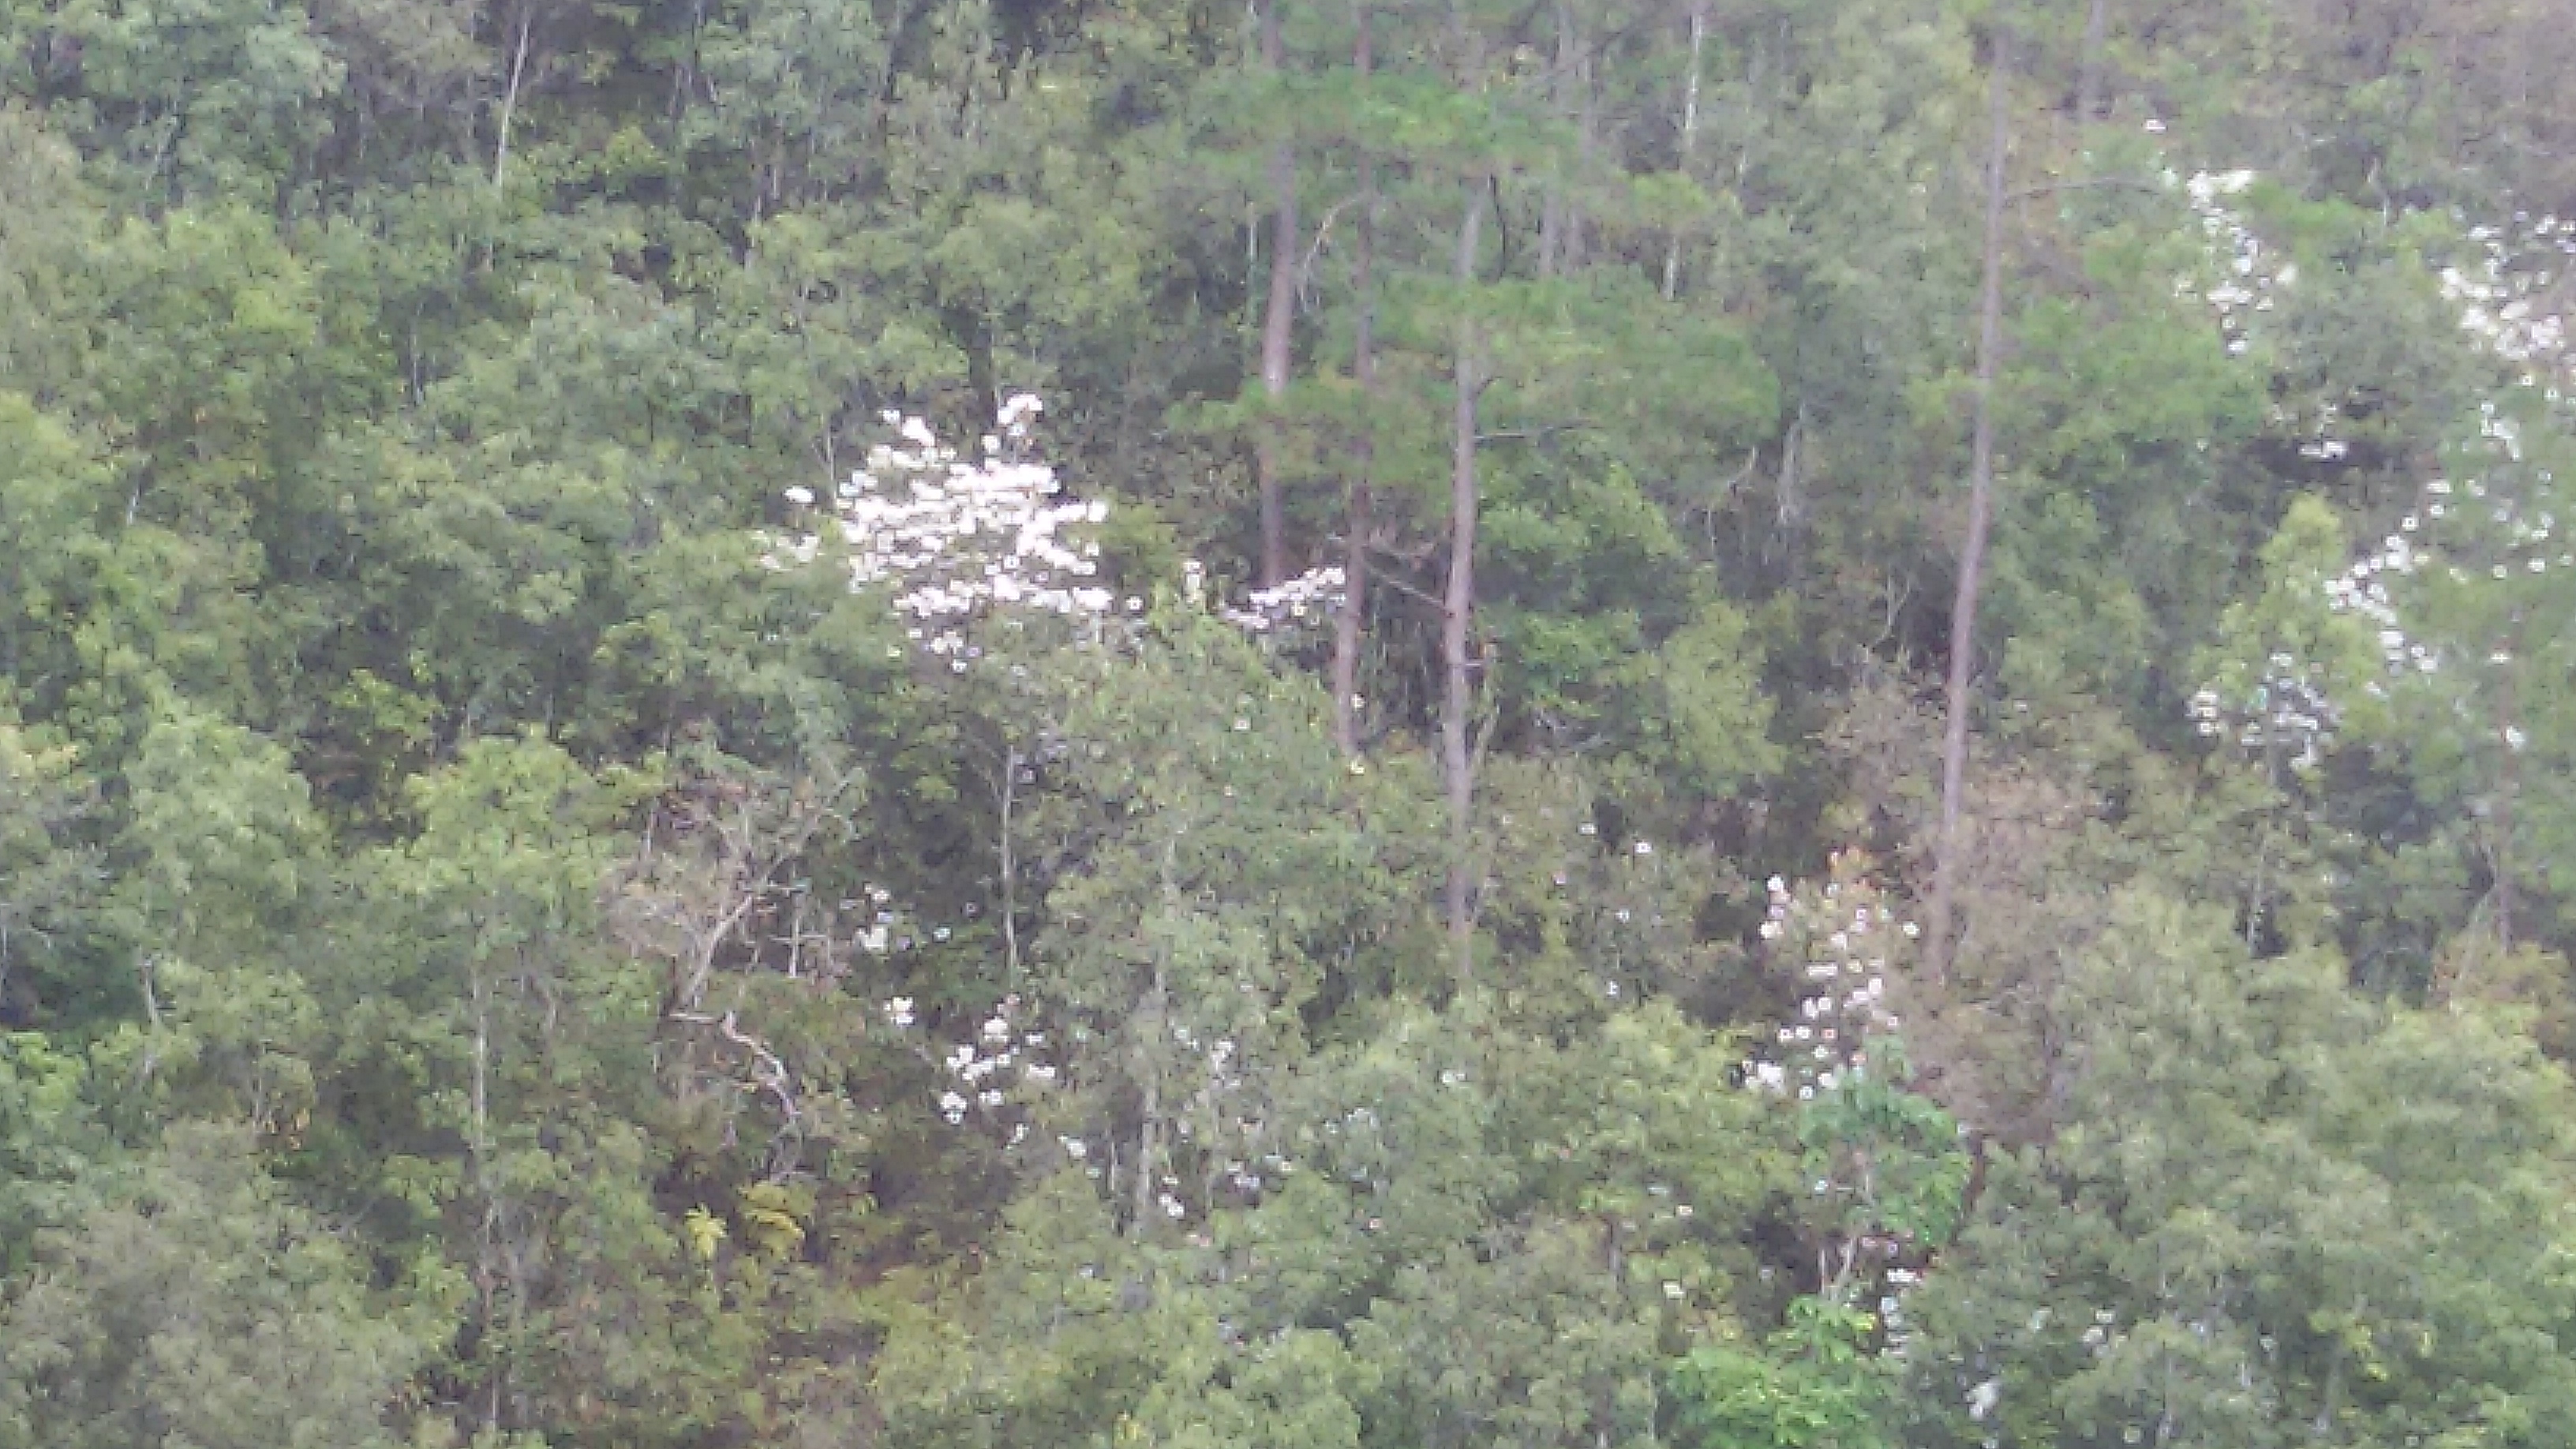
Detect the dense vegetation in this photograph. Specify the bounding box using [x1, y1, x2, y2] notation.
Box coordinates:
[4, 0, 2576, 1443]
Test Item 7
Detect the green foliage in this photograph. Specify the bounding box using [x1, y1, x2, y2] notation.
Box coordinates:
[0, 0, 2573, 1444]
[1900, 892, 2576, 1449]
[1671, 1301, 1889, 1449]
[0, 1124, 438, 1449]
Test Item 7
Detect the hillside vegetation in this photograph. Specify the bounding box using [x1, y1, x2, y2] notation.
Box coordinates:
[4, 0, 2576, 1444]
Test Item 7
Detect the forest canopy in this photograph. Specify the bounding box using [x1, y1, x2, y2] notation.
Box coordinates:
[4, 0, 2576, 1444]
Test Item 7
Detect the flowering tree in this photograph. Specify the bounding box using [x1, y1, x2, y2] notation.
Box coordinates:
[766, 395, 1119, 663]
[2176, 193, 2576, 967]
[1745, 859, 1962, 1314]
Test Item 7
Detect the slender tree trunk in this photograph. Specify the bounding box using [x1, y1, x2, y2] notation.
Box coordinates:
[1926, 29, 2012, 988]
[1131, 1057, 1162, 1237]
[1256, 0, 1299, 586]
[2245, 735, 2277, 950]
[469, 960, 507, 1431]
[1332, 6, 1377, 756]
[2492, 623, 2524, 951]
[1443, 182, 1487, 988]
[1538, 4, 1574, 277]
[1570, 38, 1596, 269]
[1133, 852, 1178, 1238]
[999, 746, 1023, 981]
[2076, 0, 2110, 121]
[1662, 0, 1708, 301]
[493, 8, 535, 191]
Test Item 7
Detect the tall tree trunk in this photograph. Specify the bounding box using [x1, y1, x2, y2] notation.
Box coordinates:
[493, 8, 535, 192]
[1570, 36, 1596, 268]
[1662, 0, 1708, 301]
[1132, 865, 1175, 1239]
[1538, 4, 1574, 277]
[1443, 182, 1487, 988]
[1256, 0, 1299, 586]
[1926, 28, 2011, 988]
[2076, 0, 2110, 121]
[1332, 5, 1377, 756]
[2491, 622, 2524, 951]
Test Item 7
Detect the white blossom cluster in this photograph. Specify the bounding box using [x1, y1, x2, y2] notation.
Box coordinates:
[881, 991, 1069, 1129]
[2175, 168, 2291, 359]
[2441, 212, 2576, 385]
[2139, 194, 2576, 764]
[763, 395, 1118, 663]
[1218, 564, 1346, 635]
[2321, 425, 2566, 746]
[2282, 399, 2353, 463]
[1744, 861, 1944, 1345]
[883, 987, 1297, 1226]
[2188, 652, 2338, 769]
[2324, 528, 2430, 680]
[2328, 471, 2566, 635]
[848, 882, 901, 954]
[1744, 870, 1907, 1100]
[847, 882, 990, 957]
[2327, 217, 2574, 759]
[2166, 163, 2373, 468]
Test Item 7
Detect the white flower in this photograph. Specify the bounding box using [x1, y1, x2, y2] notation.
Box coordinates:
[1663, 1281, 1685, 1300]
[883, 997, 915, 1027]
[784, 485, 815, 507]
[1634, 841, 1654, 856]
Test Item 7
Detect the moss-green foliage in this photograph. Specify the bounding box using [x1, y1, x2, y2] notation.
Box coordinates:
[2, 0, 2575, 1443]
